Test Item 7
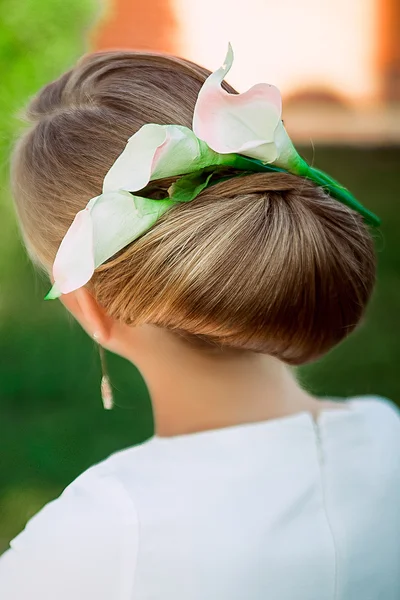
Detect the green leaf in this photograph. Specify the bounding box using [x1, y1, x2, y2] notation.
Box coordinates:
[168, 170, 215, 203]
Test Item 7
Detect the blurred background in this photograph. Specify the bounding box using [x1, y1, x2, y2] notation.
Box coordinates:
[0, 0, 399, 553]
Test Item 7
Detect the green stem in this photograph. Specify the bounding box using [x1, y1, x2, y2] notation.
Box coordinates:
[216, 154, 380, 227]
[306, 166, 381, 227]
[221, 154, 287, 174]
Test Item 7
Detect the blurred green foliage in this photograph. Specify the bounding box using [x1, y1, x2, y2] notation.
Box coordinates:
[0, 0, 399, 554]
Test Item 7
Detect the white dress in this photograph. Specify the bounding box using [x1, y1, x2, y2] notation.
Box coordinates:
[0, 396, 399, 600]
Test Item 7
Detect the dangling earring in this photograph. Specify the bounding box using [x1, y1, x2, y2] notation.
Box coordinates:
[93, 333, 114, 410]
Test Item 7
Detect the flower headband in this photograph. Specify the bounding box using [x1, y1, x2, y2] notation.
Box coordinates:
[46, 44, 380, 300]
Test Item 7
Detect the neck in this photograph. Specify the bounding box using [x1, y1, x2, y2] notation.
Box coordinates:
[120, 325, 318, 438]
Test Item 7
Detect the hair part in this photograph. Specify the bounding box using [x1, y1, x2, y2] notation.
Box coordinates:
[11, 50, 376, 365]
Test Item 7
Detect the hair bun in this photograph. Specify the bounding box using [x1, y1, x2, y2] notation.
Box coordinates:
[93, 172, 376, 364]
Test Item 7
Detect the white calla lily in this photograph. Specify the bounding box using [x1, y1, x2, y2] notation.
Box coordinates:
[193, 44, 307, 173]
[103, 123, 224, 194]
[47, 190, 175, 299]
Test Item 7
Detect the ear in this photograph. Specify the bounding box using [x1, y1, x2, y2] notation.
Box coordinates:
[60, 288, 113, 346]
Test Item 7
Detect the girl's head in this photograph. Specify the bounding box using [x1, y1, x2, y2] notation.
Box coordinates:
[11, 50, 376, 365]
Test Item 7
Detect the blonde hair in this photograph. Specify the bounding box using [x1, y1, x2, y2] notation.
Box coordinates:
[11, 50, 376, 364]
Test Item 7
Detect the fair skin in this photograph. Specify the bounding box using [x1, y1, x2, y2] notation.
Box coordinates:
[62, 288, 342, 438]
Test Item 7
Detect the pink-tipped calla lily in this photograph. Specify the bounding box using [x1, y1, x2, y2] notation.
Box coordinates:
[103, 123, 226, 194]
[46, 191, 175, 299]
[193, 44, 308, 175]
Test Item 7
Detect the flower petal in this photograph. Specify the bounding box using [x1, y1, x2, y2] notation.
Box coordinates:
[150, 125, 202, 179]
[103, 124, 221, 195]
[49, 191, 178, 298]
[193, 43, 282, 162]
[52, 206, 95, 295]
[103, 124, 167, 193]
[90, 190, 176, 268]
[273, 121, 308, 174]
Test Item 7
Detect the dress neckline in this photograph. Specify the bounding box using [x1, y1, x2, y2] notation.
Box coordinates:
[152, 400, 354, 443]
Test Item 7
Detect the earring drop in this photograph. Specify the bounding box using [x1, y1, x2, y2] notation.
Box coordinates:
[93, 332, 114, 410]
[99, 346, 114, 410]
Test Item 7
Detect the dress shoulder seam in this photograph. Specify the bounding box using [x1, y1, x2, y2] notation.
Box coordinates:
[105, 471, 141, 600]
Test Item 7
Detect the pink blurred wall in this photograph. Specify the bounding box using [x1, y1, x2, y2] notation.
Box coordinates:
[91, 0, 400, 142]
